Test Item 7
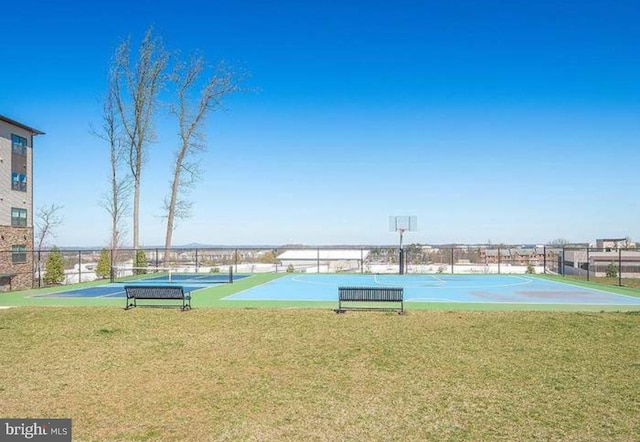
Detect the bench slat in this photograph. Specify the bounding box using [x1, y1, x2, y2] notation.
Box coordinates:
[124, 285, 191, 310]
[336, 286, 404, 313]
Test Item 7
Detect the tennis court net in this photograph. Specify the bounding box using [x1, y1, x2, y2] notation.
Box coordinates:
[111, 266, 234, 284]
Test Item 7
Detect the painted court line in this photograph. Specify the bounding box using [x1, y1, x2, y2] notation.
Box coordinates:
[222, 274, 640, 305]
[533, 277, 640, 302]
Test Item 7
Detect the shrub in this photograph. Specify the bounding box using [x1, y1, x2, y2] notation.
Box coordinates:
[96, 248, 111, 279]
[210, 267, 220, 273]
[606, 262, 618, 278]
[286, 264, 295, 273]
[44, 247, 65, 285]
[526, 263, 535, 274]
[134, 250, 148, 274]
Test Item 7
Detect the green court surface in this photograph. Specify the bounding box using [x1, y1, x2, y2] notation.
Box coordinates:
[1, 273, 639, 311]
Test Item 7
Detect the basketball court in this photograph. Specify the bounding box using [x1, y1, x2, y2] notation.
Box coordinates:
[222, 273, 640, 305]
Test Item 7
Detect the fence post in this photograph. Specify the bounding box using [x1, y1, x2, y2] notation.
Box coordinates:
[619, 248, 622, 286]
[450, 247, 454, 274]
[586, 247, 590, 281]
[360, 248, 364, 274]
[110, 248, 114, 283]
[78, 250, 82, 284]
[235, 249, 238, 274]
[195, 248, 199, 273]
[498, 247, 501, 274]
[543, 246, 546, 274]
[317, 248, 321, 273]
[561, 247, 565, 276]
[37, 249, 42, 288]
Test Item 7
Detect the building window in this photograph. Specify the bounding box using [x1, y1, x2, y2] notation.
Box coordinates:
[11, 134, 27, 156]
[11, 172, 27, 191]
[12, 245, 27, 264]
[11, 208, 27, 227]
[11, 135, 28, 192]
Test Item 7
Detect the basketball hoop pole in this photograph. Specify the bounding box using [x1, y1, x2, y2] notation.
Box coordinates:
[389, 215, 416, 276]
[398, 228, 405, 275]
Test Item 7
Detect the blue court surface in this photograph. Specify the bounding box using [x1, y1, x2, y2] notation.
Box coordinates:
[35, 274, 250, 298]
[222, 274, 640, 305]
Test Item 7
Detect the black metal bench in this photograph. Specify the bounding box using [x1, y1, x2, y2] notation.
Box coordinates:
[124, 285, 191, 310]
[335, 287, 404, 314]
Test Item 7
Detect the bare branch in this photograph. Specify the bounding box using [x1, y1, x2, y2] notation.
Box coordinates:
[35, 204, 64, 251]
[163, 56, 245, 254]
[110, 27, 169, 249]
[93, 68, 133, 251]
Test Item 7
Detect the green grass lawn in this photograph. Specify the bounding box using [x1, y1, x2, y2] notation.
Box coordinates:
[1, 308, 639, 441]
[557, 274, 640, 290]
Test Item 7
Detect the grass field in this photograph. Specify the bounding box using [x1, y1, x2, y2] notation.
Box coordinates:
[559, 274, 640, 290]
[1, 307, 639, 441]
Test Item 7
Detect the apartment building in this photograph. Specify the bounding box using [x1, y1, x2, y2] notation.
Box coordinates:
[480, 247, 545, 265]
[0, 115, 44, 291]
[595, 238, 631, 251]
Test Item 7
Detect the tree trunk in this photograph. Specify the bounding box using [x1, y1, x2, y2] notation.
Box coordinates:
[164, 149, 186, 264]
[133, 178, 140, 250]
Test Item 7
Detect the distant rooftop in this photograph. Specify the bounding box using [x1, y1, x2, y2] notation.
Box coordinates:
[0, 114, 44, 135]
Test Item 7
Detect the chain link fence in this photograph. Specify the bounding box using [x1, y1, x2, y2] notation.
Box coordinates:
[0, 245, 638, 291]
[558, 247, 640, 286]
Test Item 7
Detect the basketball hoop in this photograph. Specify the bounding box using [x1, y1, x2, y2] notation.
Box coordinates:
[389, 216, 417, 275]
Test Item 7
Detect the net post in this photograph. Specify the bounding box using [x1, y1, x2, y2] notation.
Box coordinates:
[229, 265, 234, 283]
[234, 249, 238, 274]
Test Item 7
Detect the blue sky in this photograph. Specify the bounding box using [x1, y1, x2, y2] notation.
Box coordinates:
[2, 0, 639, 247]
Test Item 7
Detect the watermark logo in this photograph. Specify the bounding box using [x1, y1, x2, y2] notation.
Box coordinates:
[1, 419, 71, 441]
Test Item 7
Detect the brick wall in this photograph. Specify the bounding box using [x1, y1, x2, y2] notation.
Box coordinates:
[0, 226, 33, 291]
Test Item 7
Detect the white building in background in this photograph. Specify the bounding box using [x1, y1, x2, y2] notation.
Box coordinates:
[277, 249, 370, 273]
[595, 238, 633, 250]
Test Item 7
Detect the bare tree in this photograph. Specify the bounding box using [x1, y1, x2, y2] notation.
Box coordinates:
[112, 27, 169, 250]
[163, 58, 242, 261]
[35, 203, 63, 252]
[35, 204, 63, 286]
[92, 70, 131, 257]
